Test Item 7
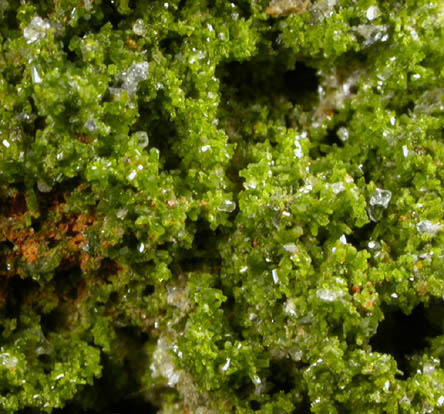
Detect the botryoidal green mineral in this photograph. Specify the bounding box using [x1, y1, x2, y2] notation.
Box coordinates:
[1, 0, 444, 412]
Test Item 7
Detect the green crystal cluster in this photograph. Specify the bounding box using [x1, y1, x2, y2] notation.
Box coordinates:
[1, 0, 444, 412]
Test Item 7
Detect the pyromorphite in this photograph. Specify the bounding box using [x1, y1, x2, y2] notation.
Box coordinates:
[1, 0, 444, 412]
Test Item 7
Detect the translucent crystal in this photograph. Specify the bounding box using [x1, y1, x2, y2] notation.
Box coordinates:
[121, 62, 149, 95]
[132, 19, 146, 36]
[84, 119, 97, 132]
[317, 288, 343, 302]
[370, 188, 392, 209]
[2, 139, 10, 148]
[354, 24, 388, 47]
[116, 208, 127, 219]
[37, 181, 52, 193]
[217, 200, 236, 212]
[134, 131, 149, 148]
[414, 89, 444, 115]
[437, 396, 444, 407]
[284, 298, 297, 316]
[150, 337, 181, 387]
[417, 220, 442, 235]
[24, 16, 51, 44]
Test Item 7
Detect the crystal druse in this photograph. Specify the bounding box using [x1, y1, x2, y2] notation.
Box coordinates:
[1, 0, 444, 413]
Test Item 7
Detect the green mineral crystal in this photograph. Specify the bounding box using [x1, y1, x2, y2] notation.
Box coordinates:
[1, 0, 444, 412]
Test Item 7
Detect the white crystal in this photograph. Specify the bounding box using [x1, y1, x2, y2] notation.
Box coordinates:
[55, 373, 65, 380]
[132, 19, 146, 36]
[128, 170, 137, 181]
[2, 139, 10, 148]
[271, 269, 279, 284]
[134, 131, 149, 148]
[121, 62, 149, 95]
[370, 188, 392, 208]
[299, 184, 312, 194]
[339, 234, 347, 244]
[437, 396, 444, 407]
[221, 358, 231, 372]
[417, 220, 442, 235]
[31, 66, 42, 84]
[138, 242, 145, 253]
[0, 353, 18, 369]
[337, 127, 349, 142]
[218, 200, 236, 213]
[200, 145, 211, 152]
[240, 266, 248, 273]
[294, 138, 304, 158]
[24, 16, 51, 43]
[317, 288, 343, 302]
[402, 145, 409, 157]
[283, 243, 298, 253]
[366, 5, 380, 20]
[330, 182, 345, 194]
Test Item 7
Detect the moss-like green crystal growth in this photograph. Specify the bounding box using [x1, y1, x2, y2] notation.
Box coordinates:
[2, 0, 444, 412]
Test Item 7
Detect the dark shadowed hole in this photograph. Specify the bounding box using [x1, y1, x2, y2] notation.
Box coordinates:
[111, 397, 158, 413]
[99, 258, 119, 278]
[218, 59, 318, 107]
[4, 9, 19, 31]
[294, 392, 311, 414]
[174, 219, 222, 273]
[4, 277, 40, 320]
[324, 124, 345, 148]
[250, 400, 261, 411]
[41, 308, 67, 336]
[347, 221, 376, 251]
[143, 285, 155, 296]
[54, 397, 158, 414]
[370, 303, 442, 379]
[131, 96, 182, 171]
[284, 62, 319, 106]
[269, 358, 294, 394]
[108, 291, 119, 306]
[159, 34, 183, 56]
